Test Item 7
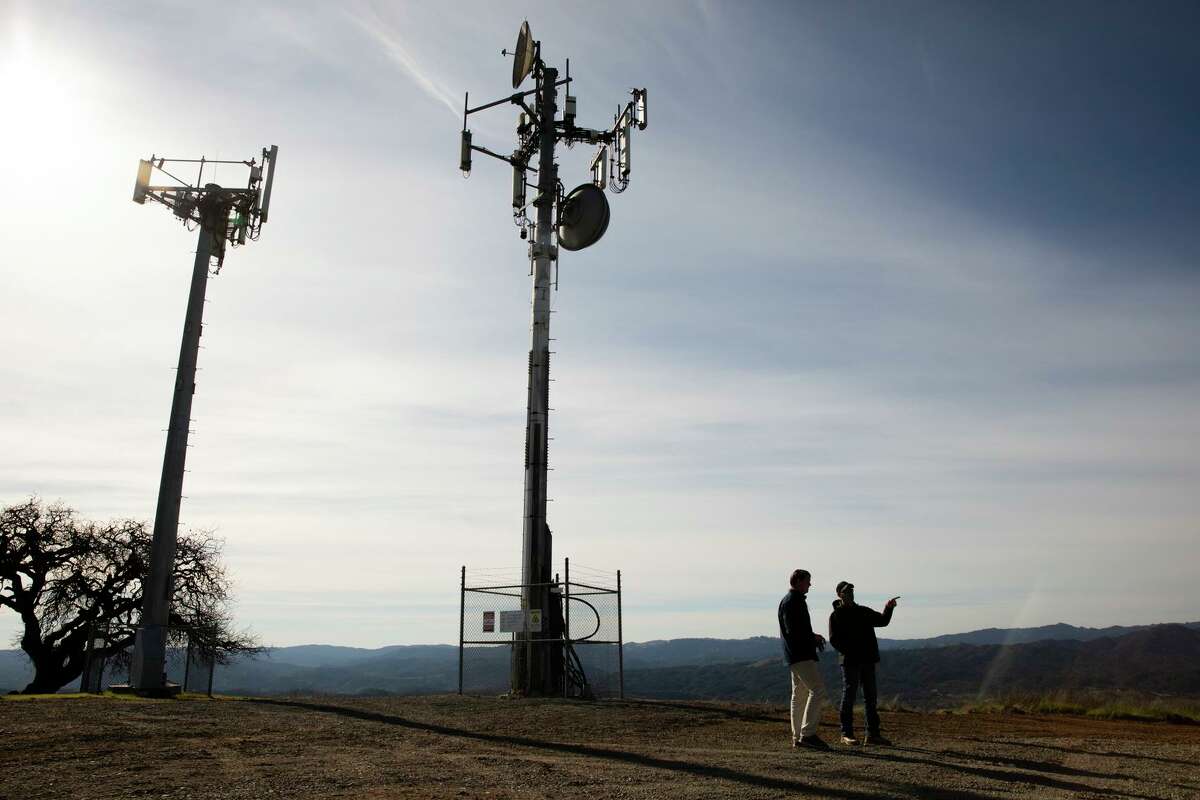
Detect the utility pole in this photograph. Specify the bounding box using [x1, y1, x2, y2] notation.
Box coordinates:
[125, 149, 278, 694]
[460, 21, 649, 695]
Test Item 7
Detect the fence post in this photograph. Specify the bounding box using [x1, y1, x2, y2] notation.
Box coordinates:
[183, 636, 193, 692]
[79, 621, 94, 693]
[82, 621, 92, 693]
[524, 588, 532, 696]
[617, 569, 624, 700]
[563, 558, 571, 697]
[458, 565, 466, 695]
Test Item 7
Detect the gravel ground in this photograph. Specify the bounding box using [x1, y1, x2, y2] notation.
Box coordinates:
[3, 694, 1199, 799]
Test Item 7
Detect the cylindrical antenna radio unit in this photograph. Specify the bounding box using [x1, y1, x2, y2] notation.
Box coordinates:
[460, 130, 473, 174]
[512, 165, 526, 209]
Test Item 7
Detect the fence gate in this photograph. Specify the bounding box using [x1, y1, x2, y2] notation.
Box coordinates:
[182, 637, 216, 696]
[79, 622, 109, 693]
[459, 559, 624, 698]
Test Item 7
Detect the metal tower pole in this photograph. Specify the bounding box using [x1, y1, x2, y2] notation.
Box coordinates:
[514, 65, 558, 695]
[130, 206, 219, 691]
[460, 26, 647, 698]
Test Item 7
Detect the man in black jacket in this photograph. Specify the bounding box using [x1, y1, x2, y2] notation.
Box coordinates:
[828, 581, 898, 746]
[778, 568, 829, 750]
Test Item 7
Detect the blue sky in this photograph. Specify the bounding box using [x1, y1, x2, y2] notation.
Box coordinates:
[2, 1, 1198, 647]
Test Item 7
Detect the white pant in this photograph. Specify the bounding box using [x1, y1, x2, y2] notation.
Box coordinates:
[789, 660, 827, 739]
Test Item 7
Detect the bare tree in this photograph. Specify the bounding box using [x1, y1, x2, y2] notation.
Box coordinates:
[0, 497, 259, 694]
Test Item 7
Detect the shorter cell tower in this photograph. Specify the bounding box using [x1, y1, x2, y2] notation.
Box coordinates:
[459, 21, 650, 696]
[125, 148, 278, 694]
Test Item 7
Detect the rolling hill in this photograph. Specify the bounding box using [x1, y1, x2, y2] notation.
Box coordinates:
[625, 624, 1200, 706]
[4, 620, 1199, 703]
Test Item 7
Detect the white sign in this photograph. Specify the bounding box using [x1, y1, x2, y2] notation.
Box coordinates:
[498, 609, 542, 633]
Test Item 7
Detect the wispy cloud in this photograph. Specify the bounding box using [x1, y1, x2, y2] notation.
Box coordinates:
[343, 4, 461, 119]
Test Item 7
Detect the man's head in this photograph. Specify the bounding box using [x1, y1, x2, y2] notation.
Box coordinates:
[789, 569, 811, 593]
[836, 581, 855, 604]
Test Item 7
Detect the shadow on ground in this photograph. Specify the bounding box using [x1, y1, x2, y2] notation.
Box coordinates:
[250, 697, 1154, 800]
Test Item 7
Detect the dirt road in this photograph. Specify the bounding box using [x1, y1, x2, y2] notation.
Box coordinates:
[3, 694, 1198, 799]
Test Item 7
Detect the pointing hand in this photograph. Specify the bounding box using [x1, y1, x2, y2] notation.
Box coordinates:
[886, 596, 900, 609]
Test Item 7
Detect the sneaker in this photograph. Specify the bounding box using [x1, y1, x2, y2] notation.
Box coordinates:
[840, 735, 860, 746]
[863, 733, 892, 746]
[794, 735, 831, 750]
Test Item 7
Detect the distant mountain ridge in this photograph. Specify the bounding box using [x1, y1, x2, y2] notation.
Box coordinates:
[879, 621, 1200, 650]
[3, 619, 1198, 697]
[626, 624, 1200, 706]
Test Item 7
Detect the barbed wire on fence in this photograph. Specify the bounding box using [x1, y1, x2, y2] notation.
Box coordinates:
[565, 565, 619, 590]
[567, 562, 617, 577]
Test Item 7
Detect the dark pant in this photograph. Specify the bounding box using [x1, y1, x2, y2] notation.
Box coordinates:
[839, 662, 880, 737]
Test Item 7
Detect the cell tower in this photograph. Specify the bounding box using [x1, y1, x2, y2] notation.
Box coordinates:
[125, 148, 279, 694]
[460, 21, 649, 695]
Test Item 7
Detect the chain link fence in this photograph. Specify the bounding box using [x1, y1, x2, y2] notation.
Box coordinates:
[459, 560, 623, 698]
[79, 625, 217, 695]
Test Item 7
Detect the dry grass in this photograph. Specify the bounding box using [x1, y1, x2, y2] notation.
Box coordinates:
[955, 691, 1200, 724]
[1, 690, 248, 703]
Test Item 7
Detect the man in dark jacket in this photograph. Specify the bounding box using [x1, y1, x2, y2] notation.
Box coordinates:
[778, 568, 829, 750]
[828, 581, 898, 745]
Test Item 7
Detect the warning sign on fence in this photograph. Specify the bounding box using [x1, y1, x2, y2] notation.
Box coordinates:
[498, 609, 542, 633]
[482, 611, 495, 632]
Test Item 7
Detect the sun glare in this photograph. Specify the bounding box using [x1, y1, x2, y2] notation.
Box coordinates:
[0, 33, 85, 182]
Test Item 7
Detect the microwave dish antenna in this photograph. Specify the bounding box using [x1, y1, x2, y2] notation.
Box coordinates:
[557, 183, 610, 251]
[511, 21, 536, 89]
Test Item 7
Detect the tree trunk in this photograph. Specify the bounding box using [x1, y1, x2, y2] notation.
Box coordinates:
[20, 671, 71, 695]
[19, 649, 83, 695]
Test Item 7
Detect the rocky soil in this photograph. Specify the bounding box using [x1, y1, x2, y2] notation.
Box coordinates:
[3, 694, 1199, 799]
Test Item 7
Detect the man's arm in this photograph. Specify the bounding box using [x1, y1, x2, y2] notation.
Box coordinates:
[872, 597, 898, 627]
[782, 596, 806, 640]
[831, 609, 849, 652]
[789, 599, 824, 649]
